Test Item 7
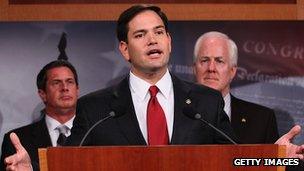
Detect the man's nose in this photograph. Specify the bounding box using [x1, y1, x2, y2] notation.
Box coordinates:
[208, 60, 216, 72]
[61, 83, 69, 91]
[147, 33, 157, 46]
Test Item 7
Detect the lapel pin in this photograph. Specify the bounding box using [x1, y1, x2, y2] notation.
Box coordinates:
[185, 99, 191, 104]
[241, 118, 246, 123]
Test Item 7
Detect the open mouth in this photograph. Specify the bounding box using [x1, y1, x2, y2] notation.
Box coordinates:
[147, 49, 163, 56]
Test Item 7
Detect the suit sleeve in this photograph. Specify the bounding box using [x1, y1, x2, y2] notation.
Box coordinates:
[1, 132, 16, 171]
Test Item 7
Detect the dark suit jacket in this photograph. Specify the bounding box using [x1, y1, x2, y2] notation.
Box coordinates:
[67, 74, 236, 146]
[230, 95, 279, 144]
[0, 117, 52, 171]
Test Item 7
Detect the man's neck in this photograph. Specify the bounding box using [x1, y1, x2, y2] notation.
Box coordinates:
[221, 87, 230, 97]
[45, 108, 75, 124]
[130, 67, 167, 85]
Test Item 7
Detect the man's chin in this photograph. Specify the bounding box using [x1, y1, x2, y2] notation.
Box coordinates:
[58, 102, 75, 109]
[201, 81, 219, 90]
[143, 65, 167, 73]
[57, 106, 76, 114]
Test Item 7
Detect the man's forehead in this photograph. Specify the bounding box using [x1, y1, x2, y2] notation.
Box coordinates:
[199, 48, 228, 57]
[199, 42, 229, 56]
[46, 67, 74, 78]
[128, 10, 164, 29]
[48, 66, 71, 73]
[131, 10, 160, 20]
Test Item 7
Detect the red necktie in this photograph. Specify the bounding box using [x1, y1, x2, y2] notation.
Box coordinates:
[147, 85, 169, 145]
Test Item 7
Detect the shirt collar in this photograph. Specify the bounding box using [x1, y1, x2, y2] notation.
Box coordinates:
[129, 69, 172, 101]
[223, 93, 231, 120]
[155, 70, 172, 99]
[45, 114, 75, 131]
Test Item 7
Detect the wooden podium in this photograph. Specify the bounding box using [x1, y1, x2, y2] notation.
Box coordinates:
[39, 144, 286, 171]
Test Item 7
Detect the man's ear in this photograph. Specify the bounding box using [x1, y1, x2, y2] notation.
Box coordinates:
[119, 41, 130, 62]
[38, 89, 47, 103]
[167, 32, 172, 53]
[230, 66, 237, 81]
[76, 85, 80, 97]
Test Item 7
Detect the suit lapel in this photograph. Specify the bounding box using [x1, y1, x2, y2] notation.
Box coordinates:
[112, 76, 147, 145]
[112, 74, 195, 145]
[170, 75, 193, 144]
[230, 95, 247, 140]
[31, 117, 52, 148]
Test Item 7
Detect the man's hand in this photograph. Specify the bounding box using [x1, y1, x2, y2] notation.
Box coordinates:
[4, 132, 32, 171]
[275, 125, 304, 160]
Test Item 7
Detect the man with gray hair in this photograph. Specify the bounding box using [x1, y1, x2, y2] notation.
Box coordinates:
[193, 31, 279, 144]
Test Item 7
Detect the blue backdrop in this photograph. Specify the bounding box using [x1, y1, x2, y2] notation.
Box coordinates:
[0, 21, 303, 155]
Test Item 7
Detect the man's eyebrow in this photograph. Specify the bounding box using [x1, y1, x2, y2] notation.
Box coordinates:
[132, 29, 146, 35]
[50, 79, 62, 82]
[66, 78, 75, 81]
[50, 77, 74, 82]
[199, 56, 224, 59]
[131, 25, 166, 36]
[154, 25, 165, 30]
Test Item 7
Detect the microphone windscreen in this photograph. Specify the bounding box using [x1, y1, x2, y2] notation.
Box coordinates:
[108, 111, 115, 117]
[110, 101, 126, 118]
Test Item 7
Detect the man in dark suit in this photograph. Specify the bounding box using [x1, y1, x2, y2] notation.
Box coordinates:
[1, 60, 79, 171]
[67, 4, 235, 146]
[193, 31, 304, 170]
[230, 96, 279, 144]
[193, 31, 279, 144]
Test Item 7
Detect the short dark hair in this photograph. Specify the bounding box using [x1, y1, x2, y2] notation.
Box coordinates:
[116, 4, 169, 43]
[36, 60, 78, 91]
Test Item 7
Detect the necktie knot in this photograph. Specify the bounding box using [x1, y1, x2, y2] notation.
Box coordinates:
[56, 125, 68, 135]
[149, 85, 159, 97]
[56, 125, 69, 146]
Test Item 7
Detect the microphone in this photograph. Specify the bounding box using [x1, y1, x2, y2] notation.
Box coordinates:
[79, 111, 116, 146]
[183, 106, 237, 145]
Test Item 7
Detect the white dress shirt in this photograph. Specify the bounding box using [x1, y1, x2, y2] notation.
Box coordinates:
[45, 114, 75, 146]
[223, 93, 232, 122]
[129, 69, 174, 143]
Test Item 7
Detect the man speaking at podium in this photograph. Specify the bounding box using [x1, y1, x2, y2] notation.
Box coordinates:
[67, 4, 235, 147]
[3, 4, 304, 171]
